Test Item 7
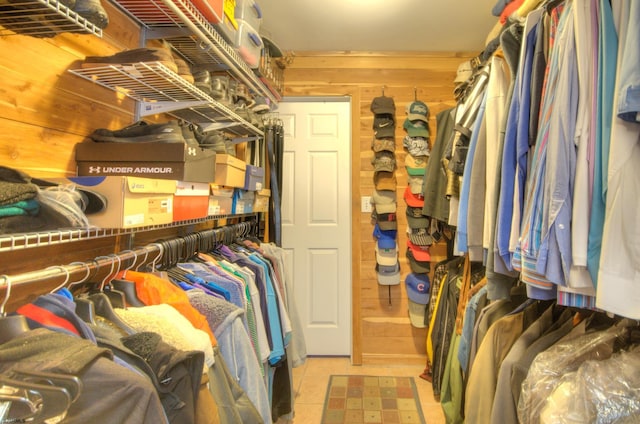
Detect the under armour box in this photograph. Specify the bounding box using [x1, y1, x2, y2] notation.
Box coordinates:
[243, 164, 264, 191]
[75, 141, 216, 183]
[173, 181, 210, 222]
[214, 154, 246, 187]
[43, 176, 175, 229]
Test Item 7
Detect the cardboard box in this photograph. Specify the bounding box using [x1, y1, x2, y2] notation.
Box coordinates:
[75, 141, 216, 183]
[232, 189, 254, 214]
[253, 188, 270, 212]
[174, 181, 210, 222]
[243, 164, 264, 191]
[209, 185, 234, 215]
[215, 154, 246, 188]
[46, 176, 175, 229]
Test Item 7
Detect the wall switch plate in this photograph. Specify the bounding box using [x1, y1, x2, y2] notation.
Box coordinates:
[361, 196, 372, 213]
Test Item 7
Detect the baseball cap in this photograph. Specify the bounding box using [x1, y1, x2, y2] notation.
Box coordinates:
[408, 175, 423, 195]
[371, 151, 396, 173]
[372, 137, 395, 153]
[403, 135, 430, 157]
[406, 206, 429, 229]
[376, 211, 397, 231]
[406, 273, 430, 328]
[406, 248, 430, 273]
[403, 118, 430, 138]
[403, 185, 424, 208]
[372, 189, 396, 214]
[374, 115, 395, 138]
[373, 223, 397, 249]
[454, 60, 473, 84]
[406, 101, 429, 123]
[374, 171, 397, 191]
[406, 227, 433, 246]
[376, 263, 400, 286]
[375, 243, 398, 266]
[371, 96, 396, 115]
[407, 240, 431, 262]
[405, 154, 428, 176]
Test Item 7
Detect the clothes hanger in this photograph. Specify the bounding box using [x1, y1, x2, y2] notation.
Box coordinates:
[91, 256, 125, 309]
[0, 375, 72, 424]
[0, 275, 31, 344]
[109, 250, 145, 307]
[5, 369, 82, 404]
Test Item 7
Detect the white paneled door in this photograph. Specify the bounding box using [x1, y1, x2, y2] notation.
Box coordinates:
[279, 97, 352, 356]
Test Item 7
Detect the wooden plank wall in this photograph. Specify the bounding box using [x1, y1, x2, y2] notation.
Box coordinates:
[283, 51, 475, 365]
[0, 3, 178, 310]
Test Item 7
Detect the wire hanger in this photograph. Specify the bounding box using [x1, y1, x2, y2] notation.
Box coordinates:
[0, 275, 30, 344]
[47, 265, 71, 294]
[414, 87, 418, 101]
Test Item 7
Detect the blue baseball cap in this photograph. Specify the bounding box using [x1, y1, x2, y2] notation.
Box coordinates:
[373, 223, 397, 249]
[405, 273, 430, 304]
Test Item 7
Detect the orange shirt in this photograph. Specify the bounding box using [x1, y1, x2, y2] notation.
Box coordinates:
[117, 270, 217, 346]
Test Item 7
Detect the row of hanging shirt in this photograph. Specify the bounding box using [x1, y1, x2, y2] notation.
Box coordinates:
[0, 233, 306, 424]
[425, 0, 640, 318]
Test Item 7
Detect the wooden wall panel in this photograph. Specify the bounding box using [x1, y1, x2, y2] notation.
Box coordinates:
[0, 2, 141, 178]
[284, 51, 472, 364]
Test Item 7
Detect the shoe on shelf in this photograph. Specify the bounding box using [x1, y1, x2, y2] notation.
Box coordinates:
[252, 96, 271, 114]
[73, 0, 109, 29]
[235, 83, 252, 106]
[172, 55, 194, 84]
[179, 121, 206, 147]
[89, 120, 186, 143]
[210, 75, 229, 102]
[193, 70, 211, 95]
[199, 130, 227, 154]
[81, 48, 178, 73]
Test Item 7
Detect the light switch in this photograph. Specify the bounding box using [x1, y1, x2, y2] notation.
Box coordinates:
[361, 196, 372, 213]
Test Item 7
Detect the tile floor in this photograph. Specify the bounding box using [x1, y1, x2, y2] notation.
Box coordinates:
[277, 357, 445, 424]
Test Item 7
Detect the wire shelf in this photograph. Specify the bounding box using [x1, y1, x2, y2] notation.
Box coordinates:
[0, 0, 102, 37]
[68, 61, 263, 135]
[111, 0, 278, 103]
[0, 213, 257, 252]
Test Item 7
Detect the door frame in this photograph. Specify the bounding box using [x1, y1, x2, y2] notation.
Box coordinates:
[281, 94, 362, 363]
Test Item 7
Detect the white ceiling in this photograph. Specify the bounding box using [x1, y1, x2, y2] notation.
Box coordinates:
[259, 0, 500, 53]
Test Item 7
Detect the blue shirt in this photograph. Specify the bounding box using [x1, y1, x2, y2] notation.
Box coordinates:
[587, 0, 618, 286]
[249, 254, 285, 366]
[496, 17, 539, 273]
[457, 91, 488, 252]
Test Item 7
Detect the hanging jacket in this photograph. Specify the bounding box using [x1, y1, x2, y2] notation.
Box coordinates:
[122, 331, 205, 424]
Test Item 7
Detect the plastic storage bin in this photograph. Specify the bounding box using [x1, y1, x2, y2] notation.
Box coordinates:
[234, 20, 263, 69]
[234, 0, 262, 31]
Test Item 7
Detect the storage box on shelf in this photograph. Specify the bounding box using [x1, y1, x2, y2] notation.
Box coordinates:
[191, 0, 224, 24]
[232, 189, 254, 214]
[75, 140, 216, 183]
[233, 19, 263, 69]
[174, 181, 211, 221]
[253, 188, 270, 212]
[209, 185, 235, 215]
[44, 176, 176, 229]
[243, 164, 264, 191]
[234, 0, 262, 32]
[215, 154, 246, 187]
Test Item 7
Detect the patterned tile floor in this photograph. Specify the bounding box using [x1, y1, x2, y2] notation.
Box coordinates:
[277, 357, 445, 424]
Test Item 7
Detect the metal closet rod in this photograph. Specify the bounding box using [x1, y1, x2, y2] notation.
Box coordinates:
[0, 220, 256, 296]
